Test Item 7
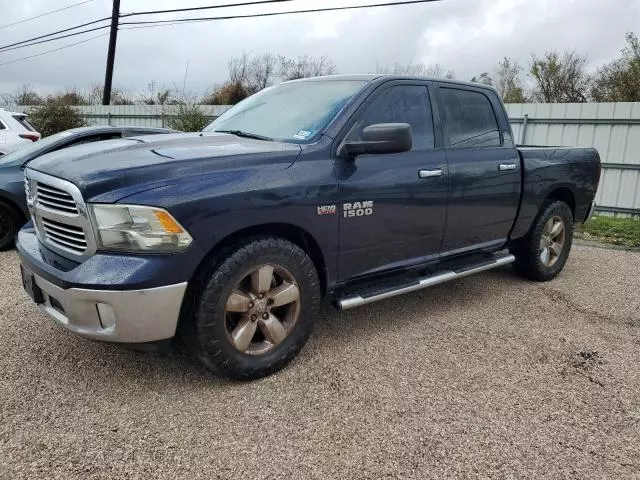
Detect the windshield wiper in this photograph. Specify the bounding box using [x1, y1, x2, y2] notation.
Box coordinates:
[214, 129, 273, 141]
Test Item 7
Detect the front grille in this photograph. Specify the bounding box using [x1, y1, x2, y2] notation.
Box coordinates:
[41, 218, 87, 254]
[25, 169, 96, 260]
[36, 182, 79, 215]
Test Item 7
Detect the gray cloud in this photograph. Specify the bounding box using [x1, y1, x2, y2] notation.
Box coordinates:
[0, 0, 639, 97]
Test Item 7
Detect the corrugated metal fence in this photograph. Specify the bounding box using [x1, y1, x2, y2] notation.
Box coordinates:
[4, 102, 640, 217]
[2, 104, 230, 128]
[505, 103, 640, 217]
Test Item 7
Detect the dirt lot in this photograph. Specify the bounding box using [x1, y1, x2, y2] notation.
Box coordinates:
[1, 244, 639, 479]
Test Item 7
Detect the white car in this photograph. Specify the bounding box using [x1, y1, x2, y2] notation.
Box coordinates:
[0, 109, 41, 156]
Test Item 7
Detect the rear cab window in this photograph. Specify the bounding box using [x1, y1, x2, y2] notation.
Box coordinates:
[439, 87, 501, 148]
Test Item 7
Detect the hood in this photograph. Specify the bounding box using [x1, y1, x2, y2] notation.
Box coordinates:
[27, 132, 302, 202]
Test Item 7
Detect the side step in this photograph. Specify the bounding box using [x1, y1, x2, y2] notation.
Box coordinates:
[338, 253, 515, 310]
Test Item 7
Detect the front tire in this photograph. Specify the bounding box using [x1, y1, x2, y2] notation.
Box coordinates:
[0, 202, 20, 251]
[185, 237, 321, 380]
[511, 200, 574, 281]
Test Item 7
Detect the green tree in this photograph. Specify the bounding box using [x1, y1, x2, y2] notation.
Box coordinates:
[28, 100, 87, 137]
[530, 50, 590, 102]
[592, 32, 640, 102]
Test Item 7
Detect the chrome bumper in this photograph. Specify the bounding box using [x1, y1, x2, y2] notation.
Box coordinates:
[29, 271, 187, 343]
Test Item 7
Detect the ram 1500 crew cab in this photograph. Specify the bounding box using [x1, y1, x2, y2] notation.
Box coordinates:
[17, 75, 601, 379]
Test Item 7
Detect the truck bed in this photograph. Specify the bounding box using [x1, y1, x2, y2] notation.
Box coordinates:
[509, 146, 601, 240]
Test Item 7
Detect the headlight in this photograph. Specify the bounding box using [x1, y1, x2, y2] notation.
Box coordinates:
[90, 204, 193, 252]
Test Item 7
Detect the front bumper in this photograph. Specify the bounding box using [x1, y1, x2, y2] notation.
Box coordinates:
[26, 270, 186, 343]
[17, 225, 191, 343]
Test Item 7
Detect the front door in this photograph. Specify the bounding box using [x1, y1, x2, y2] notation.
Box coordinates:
[336, 82, 447, 281]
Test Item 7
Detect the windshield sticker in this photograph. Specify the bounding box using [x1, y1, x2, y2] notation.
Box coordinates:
[293, 130, 313, 140]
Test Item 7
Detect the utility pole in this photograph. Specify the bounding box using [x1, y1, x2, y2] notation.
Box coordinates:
[102, 0, 120, 105]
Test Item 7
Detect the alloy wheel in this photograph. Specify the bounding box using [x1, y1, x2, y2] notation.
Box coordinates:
[224, 264, 301, 355]
[539, 216, 566, 267]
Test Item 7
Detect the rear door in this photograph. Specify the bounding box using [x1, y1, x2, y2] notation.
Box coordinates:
[436, 84, 521, 254]
[336, 81, 448, 280]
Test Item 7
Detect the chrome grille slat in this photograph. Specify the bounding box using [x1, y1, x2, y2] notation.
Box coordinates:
[43, 229, 87, 247]
[35, 181, 79, 215]
[37, 185, 73, 197]
[37, 199, 79, 213]
[37, 192, 77, 205]
[43, 234, 87, 252]
[41, 219, 86, 239]
[42, 219, 87, 254]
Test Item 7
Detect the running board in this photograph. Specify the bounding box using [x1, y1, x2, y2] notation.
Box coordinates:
[338, 253, 515, 310]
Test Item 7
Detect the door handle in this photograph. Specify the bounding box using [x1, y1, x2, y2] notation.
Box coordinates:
[499, 163, 517, 171]
[419, 169, 443, 179]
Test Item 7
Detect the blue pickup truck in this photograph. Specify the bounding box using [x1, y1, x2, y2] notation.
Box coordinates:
[16, 75, 600, 379]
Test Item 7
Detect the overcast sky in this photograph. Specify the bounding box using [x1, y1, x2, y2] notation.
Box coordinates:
[1, 0, 639, 98]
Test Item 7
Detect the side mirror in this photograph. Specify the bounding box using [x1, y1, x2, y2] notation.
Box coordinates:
[343, 123, 412, 156]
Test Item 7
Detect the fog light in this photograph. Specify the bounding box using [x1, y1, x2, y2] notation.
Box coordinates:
[96, 303, 116, 329]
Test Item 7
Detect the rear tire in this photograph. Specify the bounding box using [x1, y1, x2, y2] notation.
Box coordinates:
[184, 236, 321, 380]
[511, 200, 574, 281]
[0, 202, 20, 251]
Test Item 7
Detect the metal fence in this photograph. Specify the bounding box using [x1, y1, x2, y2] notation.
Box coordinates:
[4, 102, 640, 217]
[1, 104, 230, 128]
[505, 102, 640, 217]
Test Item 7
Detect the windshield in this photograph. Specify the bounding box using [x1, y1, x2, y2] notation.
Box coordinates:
[203, 80, 367, 143]
[0, 130, 73, 165]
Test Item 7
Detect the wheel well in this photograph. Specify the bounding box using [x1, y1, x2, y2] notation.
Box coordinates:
[196, 223, 328, 297]
[546, 187, 576, 219]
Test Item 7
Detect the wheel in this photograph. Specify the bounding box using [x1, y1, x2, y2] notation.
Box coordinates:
[0, 202, 20, 251]
[511, 200, 574, 281]
[185, 237, 321, 380]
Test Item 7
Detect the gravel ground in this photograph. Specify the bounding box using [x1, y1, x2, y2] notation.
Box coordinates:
[1, 244, 639, 479]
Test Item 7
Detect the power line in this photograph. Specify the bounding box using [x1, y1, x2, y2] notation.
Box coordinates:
[0, 0, 95, 30]
[120, 20, 208, 31]
[120, 0, 298, 18]
[0, 17, 110, 52]
[0, 0, 442, 55]
[120, 0, 443, 26]
[0, 0, 297, 53]
[0, 33, 108, 67]
[0, 25, 111, 53]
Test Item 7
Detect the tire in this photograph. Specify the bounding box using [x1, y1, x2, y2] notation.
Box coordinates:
[0, 202, 20, 251]
[184, 236, 321, 380]
[511, 200, 574, 282]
